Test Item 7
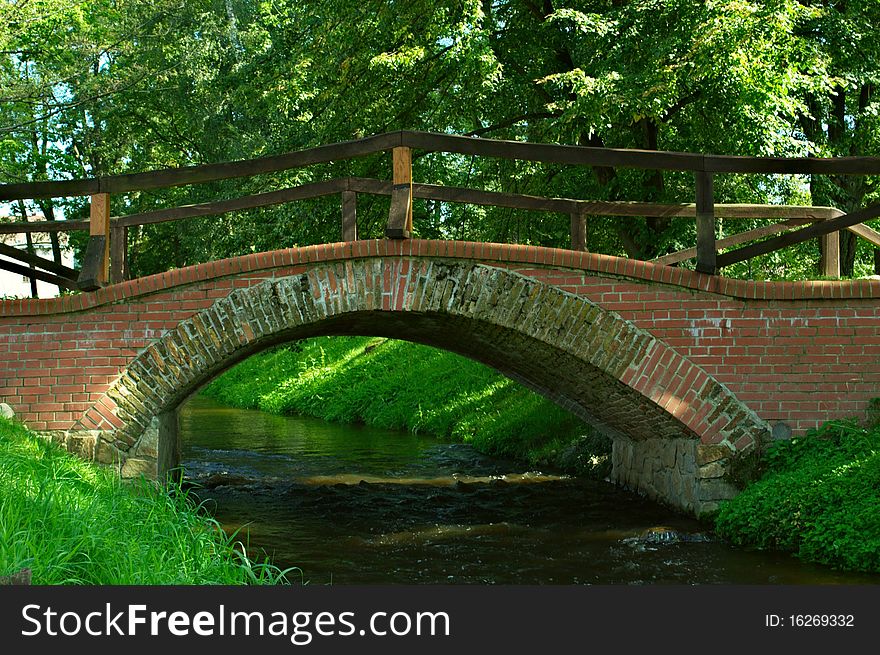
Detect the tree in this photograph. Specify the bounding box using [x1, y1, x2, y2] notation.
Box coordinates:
[796, 0, 880, 276]
[2, 1, 877, 281]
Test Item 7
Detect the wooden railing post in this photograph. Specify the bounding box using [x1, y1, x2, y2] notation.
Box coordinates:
[92, 193, 110, 283]
[386, 147, 413, 238]
[77, 193, 110, 290]
[821, 226, 840, 278]
[110, 222, 128, 284]
[570, 208, 588, 251]
[695, 172, 717, 275]
[341, 191, 358, 241]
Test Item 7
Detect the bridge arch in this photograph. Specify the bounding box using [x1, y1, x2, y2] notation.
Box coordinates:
[83, 258, 768, 515]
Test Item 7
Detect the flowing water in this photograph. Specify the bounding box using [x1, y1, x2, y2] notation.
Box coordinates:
[180, 396, 878, 585]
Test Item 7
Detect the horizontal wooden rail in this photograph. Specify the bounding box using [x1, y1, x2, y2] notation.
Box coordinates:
[2, 176, 863, 282]
[115, 178, 350, 227]
[350, 178, 847, 221]
[0, 133, 403, 200]
[0, 180, 846, 238]
[4, 130, 880, 201]
[0, 219, 89, 234]
[846, 223, 880, 248]
[402, 131, 880, 175]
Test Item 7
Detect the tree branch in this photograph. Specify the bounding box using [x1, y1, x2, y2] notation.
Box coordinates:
[465, 112, 560, 136]
[660, 89, 702, 123]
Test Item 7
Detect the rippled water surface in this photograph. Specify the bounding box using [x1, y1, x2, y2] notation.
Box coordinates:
[180, 396, 878, 585]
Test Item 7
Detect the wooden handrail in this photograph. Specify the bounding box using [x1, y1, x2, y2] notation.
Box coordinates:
[0, 242, 78, 278]
[0, 174, 861, 280]
[115, 178, 350, 228]
[3, 130, 880, 201]
[0, 219, 89, 234]
[2, 128, 877, 289]
[0, 132, 403, 200]
[0, 179, 845, 232]
[717, 203, 880, 269]
[0, 258, 78, 289]
[403, 131, 880, 175]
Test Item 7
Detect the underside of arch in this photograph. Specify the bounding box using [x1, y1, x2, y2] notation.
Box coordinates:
[76, 258, 769, 515]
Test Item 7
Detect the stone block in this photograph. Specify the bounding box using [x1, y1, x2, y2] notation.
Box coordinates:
[661, 441, 677, 468]
[696, 500, 719, 517]
[657, 470, 673, 500]
[698, 460, 727, 479]
[696, 443, 732, 465]
[698, 478, 739, 502]
[678, 447, 696, 479]
[121, 457, 157, 479]
[681, 478, 696, 508]
[96, 438, 121, 465]
[134, 427, 159, 459]
[770, 421, 792, 441]
[670, 466, 683, 498]
[67, 432, 97, 461]
[114, 428, 139, 449]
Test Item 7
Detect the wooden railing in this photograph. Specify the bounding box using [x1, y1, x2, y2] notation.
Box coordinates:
[1, 130, 879, 292]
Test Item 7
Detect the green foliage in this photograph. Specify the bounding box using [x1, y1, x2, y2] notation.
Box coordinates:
[866, 398, 880, 430]
[3, 1, 880, 286]
[0, 418, 295, 584]
[202, 336, 610, 475]
[724, 447, 768, 489]
[715, 420, 880, 572]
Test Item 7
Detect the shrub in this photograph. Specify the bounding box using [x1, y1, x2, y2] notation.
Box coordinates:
[715, 420, 880, 572]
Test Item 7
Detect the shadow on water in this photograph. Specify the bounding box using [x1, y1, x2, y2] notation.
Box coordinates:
[180, 396, 878, 585]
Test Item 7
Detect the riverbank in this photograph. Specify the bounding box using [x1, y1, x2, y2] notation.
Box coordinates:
[0, 417, 292, 584]
[201, 336, 611, 478]
[716, 414, 880, 573]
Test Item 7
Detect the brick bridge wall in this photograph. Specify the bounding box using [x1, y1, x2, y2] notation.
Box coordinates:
[1, 239, 878, 516]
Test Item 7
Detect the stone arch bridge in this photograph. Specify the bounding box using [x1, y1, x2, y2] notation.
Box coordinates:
[2, 240, 878, 516]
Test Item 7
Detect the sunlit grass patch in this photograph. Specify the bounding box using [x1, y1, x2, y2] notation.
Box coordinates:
[202, 336, 609, 475]
[0, 418, 293, 585]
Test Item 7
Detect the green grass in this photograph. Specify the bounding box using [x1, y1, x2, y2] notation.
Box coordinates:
[0, 418, 295, 584]
[202, 336, 610, 476]
[715, 418, 880, 573]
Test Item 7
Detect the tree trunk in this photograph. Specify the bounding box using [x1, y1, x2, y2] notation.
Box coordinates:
[639, 117, 670, 253]
[840, 229, 857, 278]
[16, 200, 38, 299]
[36, 199, 64, 293]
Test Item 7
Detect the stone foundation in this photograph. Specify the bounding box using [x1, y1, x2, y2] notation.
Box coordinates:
[611, 436, 739, 517]
[34, 410, 177, 482]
